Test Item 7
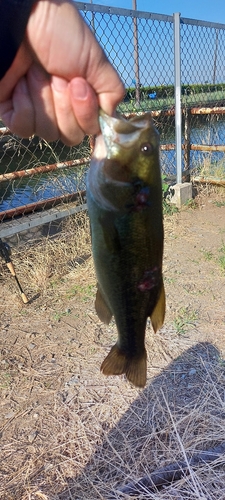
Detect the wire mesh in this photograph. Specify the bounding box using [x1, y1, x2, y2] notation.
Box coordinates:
[0, 130, 90, 220]
[180, 20, 225, 178]
[83, 8, 176, 173]
[1, 6, 225, 232]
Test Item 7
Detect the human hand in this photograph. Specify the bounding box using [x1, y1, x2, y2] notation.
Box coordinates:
[0, 0, 124, 145]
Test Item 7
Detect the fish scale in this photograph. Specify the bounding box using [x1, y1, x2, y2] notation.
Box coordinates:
[87, 110, 165, 388]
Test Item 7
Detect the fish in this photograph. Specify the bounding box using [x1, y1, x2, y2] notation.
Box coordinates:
[86, 110, 165, 388]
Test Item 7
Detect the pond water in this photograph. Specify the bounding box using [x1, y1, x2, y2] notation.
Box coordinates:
[0, 114, 225, 213]
[0, 137, 89, 213]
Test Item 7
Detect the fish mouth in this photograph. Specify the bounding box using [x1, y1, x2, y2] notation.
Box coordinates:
[99, 109, 151, 157]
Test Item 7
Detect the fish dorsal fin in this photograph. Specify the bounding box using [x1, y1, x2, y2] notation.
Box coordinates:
[95, 286, 112, 324]
[150, 282, 166, 333]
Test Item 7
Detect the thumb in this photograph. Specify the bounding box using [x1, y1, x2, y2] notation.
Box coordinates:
[69, 77, 100, 135]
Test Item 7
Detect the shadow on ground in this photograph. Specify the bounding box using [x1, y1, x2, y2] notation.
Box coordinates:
[56, 341, 225, 500]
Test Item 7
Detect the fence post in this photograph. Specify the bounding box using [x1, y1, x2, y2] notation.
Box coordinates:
[184, 108, 191, 178]
[133, 0, 140, 106]
[173, 12, 182, 184]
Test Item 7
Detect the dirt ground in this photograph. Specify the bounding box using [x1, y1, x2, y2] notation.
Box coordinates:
[0, 186, 225, 500]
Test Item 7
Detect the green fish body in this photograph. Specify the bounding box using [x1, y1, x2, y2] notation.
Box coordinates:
[87, 111, 165, 388]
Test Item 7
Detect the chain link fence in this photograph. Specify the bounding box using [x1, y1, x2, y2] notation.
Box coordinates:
[0, 129, 90, 213]
[1, 4, 225, 238]
[180, 19, 225, 182]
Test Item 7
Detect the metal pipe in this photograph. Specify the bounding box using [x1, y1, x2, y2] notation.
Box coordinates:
[174, 12, 182, 184]
[184, 108, 191, 174]
[160, 143, 225, 152]
[0, 190, 86, 221]
[89, 0, 95, 33]
[213, 28, 219, 84]
[0, 203, 88, 239]
[133, 0, 140, 106]
[2, 105, 225, 144]
[0, 158, 90, 183]
[190, 144, 225, 152]
[190, 106, 225, 115]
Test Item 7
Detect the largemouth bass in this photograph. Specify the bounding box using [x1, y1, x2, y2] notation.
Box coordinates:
[87, 110, 165, 388]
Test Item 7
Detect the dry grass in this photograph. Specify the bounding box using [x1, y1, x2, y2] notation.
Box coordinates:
[1, 343, 225, 500]
[1, 191, 225, 500]
[4, 210, 93, 297]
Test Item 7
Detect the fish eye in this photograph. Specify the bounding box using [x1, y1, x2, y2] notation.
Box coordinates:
[140, 143, 153, 155]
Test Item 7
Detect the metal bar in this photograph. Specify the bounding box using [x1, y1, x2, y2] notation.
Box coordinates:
[123, 110, 175, 118]
[213, 29, 219, 84]
[0, 191, 86, 221]
[190, 107, 225, 115]
[0, 157, 90, 183]
[2, 106, 225, 130]
[161, 143, 225, 152]
[184, 109, 191, 174]
[77, 3, 225, 28]
[174, 12, 182, 184]
[133, 0, 140, 106]
[190, 144, 225, 152]
[160, 143, 225, 152]
[0, 203, 87, 239]
[192, 177, 225, 186]
[160, 144, 176, 150]
[1, 105, 225, 141]
[76, 2, 173, 22]
[89, 0, 95, 33]
[180, 16, 225, 30]
[124, 106, 225, 117]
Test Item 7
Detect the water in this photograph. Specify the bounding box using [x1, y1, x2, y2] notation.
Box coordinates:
[0, 136, 89, 213]
[159, 114, 225, 176]
[0, 115, 225, 213]
[0, 165, 88, 212]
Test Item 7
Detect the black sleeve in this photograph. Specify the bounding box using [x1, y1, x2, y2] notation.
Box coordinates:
[0, 0, 36, 80]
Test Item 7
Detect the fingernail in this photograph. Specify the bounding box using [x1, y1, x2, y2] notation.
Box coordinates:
[52, 76, 68, 91]
[70, 78, 89, 100]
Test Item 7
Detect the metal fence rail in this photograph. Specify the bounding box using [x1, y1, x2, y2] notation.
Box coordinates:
[1, 4, 225, 236]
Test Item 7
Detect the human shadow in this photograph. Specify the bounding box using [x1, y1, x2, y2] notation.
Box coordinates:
[57, 341, 225, 499]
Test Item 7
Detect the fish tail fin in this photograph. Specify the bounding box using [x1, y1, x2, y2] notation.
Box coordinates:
[101, 344, 147, 388]
[151, 281, 166, 333]
[125, 352, 147, 388]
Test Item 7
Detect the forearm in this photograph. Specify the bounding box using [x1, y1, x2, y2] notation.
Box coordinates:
[0, 0, 36, 79]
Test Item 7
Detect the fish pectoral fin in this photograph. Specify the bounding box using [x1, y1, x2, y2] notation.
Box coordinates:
[101, 344, 147, 388]
[95, 286, 112, 324]
[150, 281, 166, 333]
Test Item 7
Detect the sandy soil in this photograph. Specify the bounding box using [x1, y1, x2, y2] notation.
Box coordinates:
[0, 187, 225, 499]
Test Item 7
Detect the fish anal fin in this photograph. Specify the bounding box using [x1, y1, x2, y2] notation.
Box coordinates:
[150, 282, 166, 333]
[101, 344, 147, 388]
[95, 286, 112, 324]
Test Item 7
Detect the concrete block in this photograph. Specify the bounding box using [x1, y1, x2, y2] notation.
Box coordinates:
[169, 182, 192, 208]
